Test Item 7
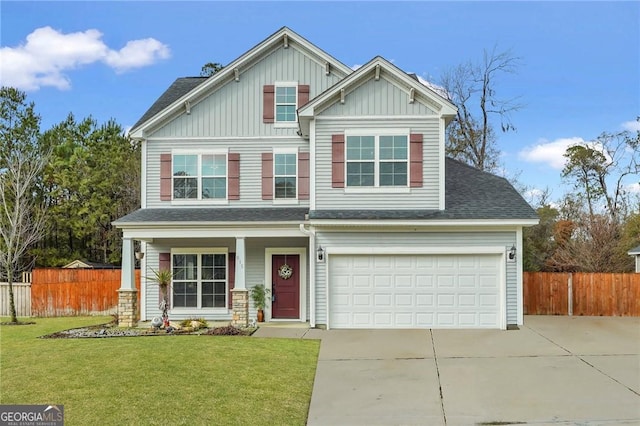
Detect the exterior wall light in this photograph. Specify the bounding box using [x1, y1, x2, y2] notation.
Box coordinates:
[508, 245, 516, 261]
[317, 246, 325, 262]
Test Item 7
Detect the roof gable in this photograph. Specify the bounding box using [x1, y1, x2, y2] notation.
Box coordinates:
[298, 56, 457, 138]
[130, 27, 353, 138]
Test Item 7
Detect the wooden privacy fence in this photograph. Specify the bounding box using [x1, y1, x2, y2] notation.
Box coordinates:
[31, 269, 140, 317]
[524, 272, 640, 316]
[0, 283, 32, 317]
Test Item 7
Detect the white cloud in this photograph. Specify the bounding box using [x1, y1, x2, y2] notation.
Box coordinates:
[518, 137, 585, 170]
[0, 26, 170, 91]
[621, 119, 640, 132]
[627, 182, 640, 194]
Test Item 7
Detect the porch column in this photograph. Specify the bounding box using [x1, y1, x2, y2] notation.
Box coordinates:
[231, 237, 248, 327]
[118, 237, 138, 327]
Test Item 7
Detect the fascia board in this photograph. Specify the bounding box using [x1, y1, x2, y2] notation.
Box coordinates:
[310, 219, 540, 228]
[113, 220, 307, 229]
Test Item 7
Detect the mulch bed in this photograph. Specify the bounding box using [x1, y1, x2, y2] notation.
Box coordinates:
[40, 323, 256, 339]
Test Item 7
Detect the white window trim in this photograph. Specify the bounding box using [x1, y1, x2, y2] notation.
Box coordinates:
[273, 81, 298, 127]
[273, 148, 298, 202]
[344, 129, 411, 190]
[170, 248, 230, 312]
[171, 149, 229, 204]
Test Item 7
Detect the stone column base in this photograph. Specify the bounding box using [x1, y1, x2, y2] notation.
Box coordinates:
[231, 288, 249, 327]
[117, 289, 138, 327]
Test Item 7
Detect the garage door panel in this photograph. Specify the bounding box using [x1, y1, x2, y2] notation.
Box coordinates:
[395, 294, 413, 306]
[437, 275, 455, 288]
[416, 275, 434, 288]
[374, 275, 392, 288]
[353, 275, 371, 288]
[458, 294, 477, 306]
[395, 275, 413, 287]
[374, 294, 392, 306]
[352, 293, 371, 306]
[329, 254, 502, 329]
[416, 294, 434, 306]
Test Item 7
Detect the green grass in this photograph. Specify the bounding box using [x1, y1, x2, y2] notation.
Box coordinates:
[0, 317, 320, 425]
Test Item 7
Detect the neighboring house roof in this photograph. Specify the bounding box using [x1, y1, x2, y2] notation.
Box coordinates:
[62, 259, 119, 269]
[628, 245, 640, 255]
[310, 158, 537, 221]
[129, 26, 353, 137]
[114, 159, 536, 225]
[131, 77, 207, 131]
[114, 207, 309, 225]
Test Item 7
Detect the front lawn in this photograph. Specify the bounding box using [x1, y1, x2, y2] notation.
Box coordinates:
[0, 317, 320, 425]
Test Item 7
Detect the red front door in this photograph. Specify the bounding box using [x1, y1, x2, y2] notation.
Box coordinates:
[272, 254, 300, 319]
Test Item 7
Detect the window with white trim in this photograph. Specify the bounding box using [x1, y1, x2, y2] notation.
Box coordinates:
[275, 85, 297, 122]
[172, 251, 227, 309]
[173, 153, 227, 200]
[274, 152, 297, 199]
[346, 134, 408, 187]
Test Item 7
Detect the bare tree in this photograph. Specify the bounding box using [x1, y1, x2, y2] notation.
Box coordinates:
[562, 127, 639, 223]
[440, 47, 522, 172]
[0, 87, 49, 323]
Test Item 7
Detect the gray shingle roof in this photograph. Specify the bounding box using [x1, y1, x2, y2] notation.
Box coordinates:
[114, 207, 309, 224]
[628, 245, 640, 255]
[115, 158, 536, 226]
[130, 77, 208, 133]
[309, 158, 538, 221]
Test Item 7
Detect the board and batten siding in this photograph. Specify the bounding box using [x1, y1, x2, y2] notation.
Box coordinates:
[313, 230, 518, 326]
[319, 77, 437, 117]
[314, 118, 441, 210]
[145, 138, 308, 208]
[148, 46, 342, 139]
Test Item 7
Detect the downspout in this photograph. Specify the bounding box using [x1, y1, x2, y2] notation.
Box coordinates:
[299, 223, 316, 328]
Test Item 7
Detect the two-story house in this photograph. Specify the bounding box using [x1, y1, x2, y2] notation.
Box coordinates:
[114, 27, 538, 330]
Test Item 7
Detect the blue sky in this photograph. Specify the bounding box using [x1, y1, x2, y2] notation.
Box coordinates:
[2, 1, 639, 203]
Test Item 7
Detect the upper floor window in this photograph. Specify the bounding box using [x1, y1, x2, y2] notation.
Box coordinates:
[346, 134, 408, 187]
[173, 153, 227, 200]
[275, 86, 297, 122]
[274, 152, 297, 199]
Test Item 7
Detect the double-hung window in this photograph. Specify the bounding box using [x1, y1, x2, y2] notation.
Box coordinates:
[274, 151, 297, 199]
[346, 134, 408, 187]
[275, 84, 297, 123]
[173, 153, 227, 200]
[172, 250, 227, 309]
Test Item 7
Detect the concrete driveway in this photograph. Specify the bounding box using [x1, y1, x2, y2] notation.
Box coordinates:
[301, 316, 640, 426]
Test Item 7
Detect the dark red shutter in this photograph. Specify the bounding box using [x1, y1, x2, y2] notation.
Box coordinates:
[158, 253, 171, 303]
[298, 84, 310, 107]
[262, 152, 273, 199]
[331, 134, 345, 188]
[228, 253, 235, 309]
[228, 153, 240, 200]
[160, 154, 172, 200]
[298, 152, 310, 200]
[409, 133, 423, 188]
[263, 85, 275, 123]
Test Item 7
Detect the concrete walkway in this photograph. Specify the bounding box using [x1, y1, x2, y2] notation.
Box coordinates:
[254, 316, 640, 425]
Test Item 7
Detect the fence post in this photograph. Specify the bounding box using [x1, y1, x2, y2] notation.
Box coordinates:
[568, 273, 573, 316]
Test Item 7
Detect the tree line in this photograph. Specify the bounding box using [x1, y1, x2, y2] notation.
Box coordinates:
[1, 87, 140, 273]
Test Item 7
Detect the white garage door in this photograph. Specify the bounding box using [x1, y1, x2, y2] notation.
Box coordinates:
[329, 254, 502, 329]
